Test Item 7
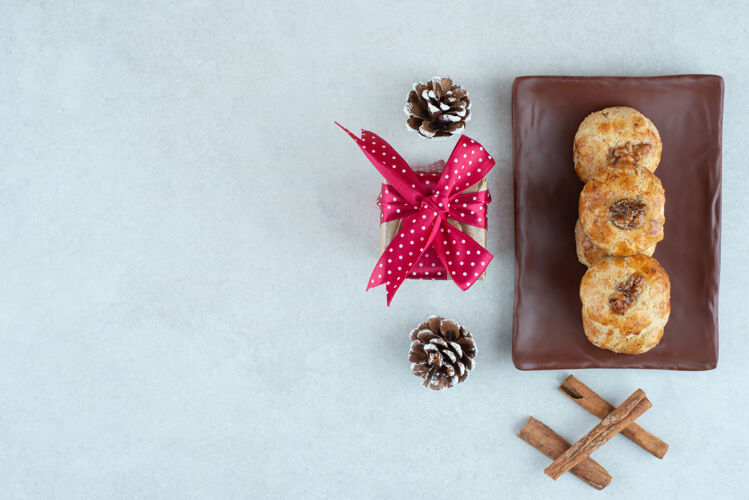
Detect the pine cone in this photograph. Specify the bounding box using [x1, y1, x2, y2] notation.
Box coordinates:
[409, 316, 476, 390]
[404, 77, 471, 140]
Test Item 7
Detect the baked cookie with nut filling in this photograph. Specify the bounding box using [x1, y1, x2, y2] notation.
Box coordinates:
[573, 106, 662, 182]
[575, 218, 655, 267]
[580, 254, 670, 354]
[579, 164, 665, 256]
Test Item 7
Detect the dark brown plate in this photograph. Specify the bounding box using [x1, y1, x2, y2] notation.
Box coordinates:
[512, 75, 723, 370]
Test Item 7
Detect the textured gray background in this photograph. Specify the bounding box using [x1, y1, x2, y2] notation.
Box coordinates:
[1, 1, 748, 499]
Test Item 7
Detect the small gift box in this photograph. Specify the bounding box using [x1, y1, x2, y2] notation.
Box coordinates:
[378, 160, 489, 281]
[338, 123, 494, 305]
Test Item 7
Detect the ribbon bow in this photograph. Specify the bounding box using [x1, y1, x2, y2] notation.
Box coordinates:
[338, 123, 494, 305]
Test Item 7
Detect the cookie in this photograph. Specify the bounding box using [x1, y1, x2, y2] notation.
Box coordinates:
[579, 164, 665, 256]
[573, 107, 662, 182]
[575, 218, 655, 267]
[580, 254, 671, 355]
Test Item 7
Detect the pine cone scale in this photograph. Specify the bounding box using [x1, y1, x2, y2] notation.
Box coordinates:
[431, 338, 449, 348]
[442, 349, 457, 364]
[409, 346, 426, 363]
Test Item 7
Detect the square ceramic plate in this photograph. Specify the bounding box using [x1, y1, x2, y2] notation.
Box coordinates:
[512, 75, 723, 370]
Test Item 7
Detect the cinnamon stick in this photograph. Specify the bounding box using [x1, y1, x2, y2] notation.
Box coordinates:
[544, 389, 651, 480]
[518, 417, 611, 490]
[559, 375, 668, 458]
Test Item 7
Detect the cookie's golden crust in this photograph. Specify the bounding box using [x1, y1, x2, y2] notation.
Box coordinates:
[579, 165, 665, 256]
[580, 255, 671, 354]
[582, 313, 666, 355]
[574, 107, 662, 183]
[575, 219, 655, 267]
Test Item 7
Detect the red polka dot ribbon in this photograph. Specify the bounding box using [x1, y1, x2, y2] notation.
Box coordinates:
[337, 123, 495, 305]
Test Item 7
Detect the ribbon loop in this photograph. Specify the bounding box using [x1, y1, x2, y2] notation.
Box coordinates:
[338, 122, 495, 305]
